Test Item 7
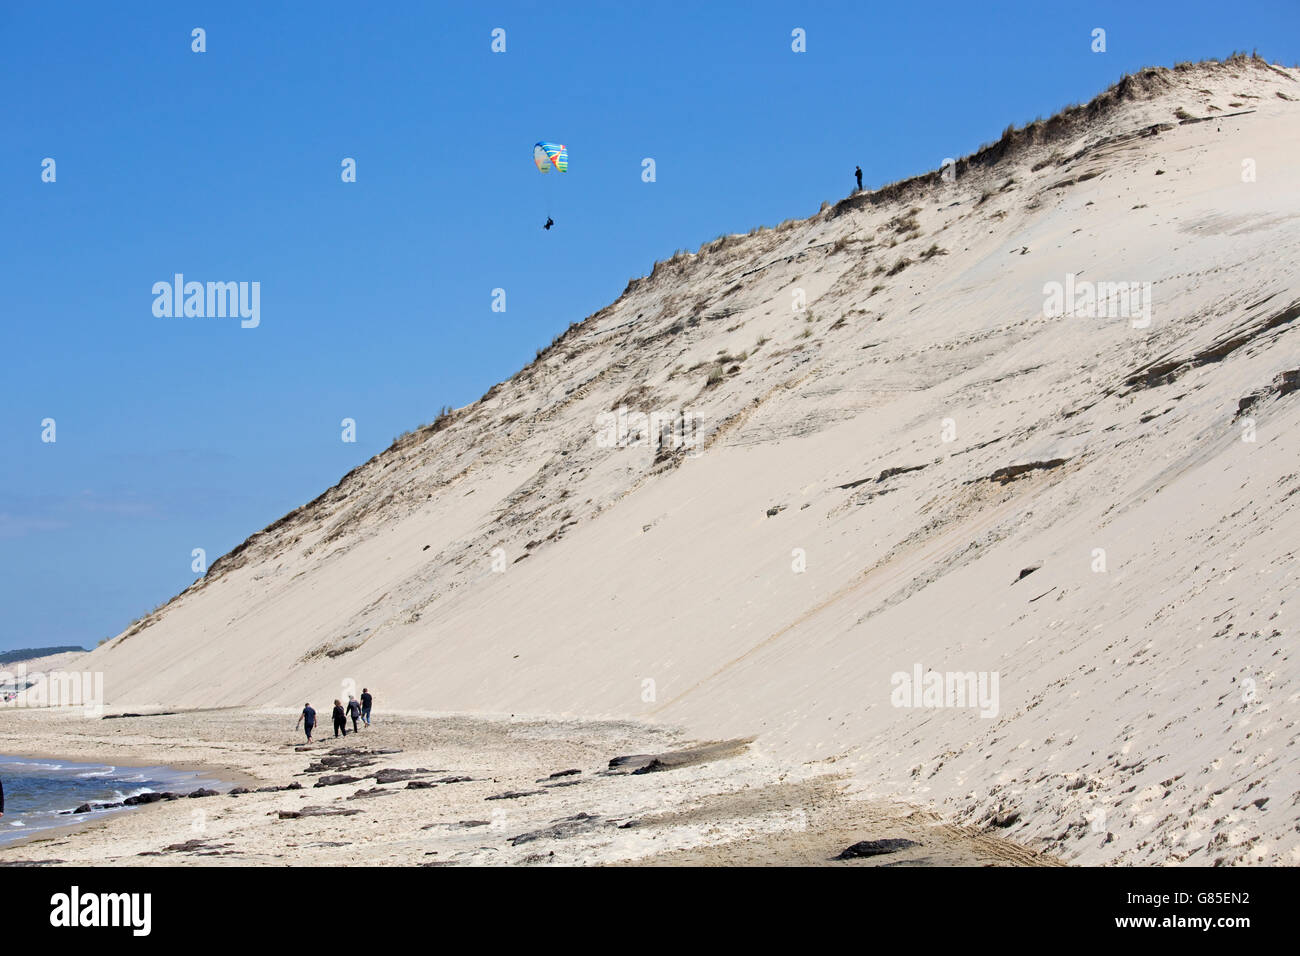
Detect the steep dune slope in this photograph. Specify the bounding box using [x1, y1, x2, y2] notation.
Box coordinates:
[86, 58, 1300, 864]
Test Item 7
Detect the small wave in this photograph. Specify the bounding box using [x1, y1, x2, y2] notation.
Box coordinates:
[1, 760, 63, 771]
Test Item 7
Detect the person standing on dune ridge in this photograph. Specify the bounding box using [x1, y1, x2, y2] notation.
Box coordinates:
[855, 165, 863, 192]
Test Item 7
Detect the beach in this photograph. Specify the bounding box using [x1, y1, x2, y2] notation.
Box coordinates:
[0, 707, 1055, 866]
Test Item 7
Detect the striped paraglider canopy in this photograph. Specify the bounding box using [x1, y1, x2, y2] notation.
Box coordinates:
[533, 142, 568, 173]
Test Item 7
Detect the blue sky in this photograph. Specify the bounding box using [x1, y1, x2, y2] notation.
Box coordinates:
[3, 0, 1297, 651]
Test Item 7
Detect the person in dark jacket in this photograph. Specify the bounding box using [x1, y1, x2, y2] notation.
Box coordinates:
[855, 165, 863, 192]
[296, 702, 316, 742]
[331, 699, 348, 738]
[346, 695, 362, 733]
[360, 688, 373, 727]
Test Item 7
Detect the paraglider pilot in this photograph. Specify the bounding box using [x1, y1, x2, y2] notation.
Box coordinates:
[534, 143, 566, 231]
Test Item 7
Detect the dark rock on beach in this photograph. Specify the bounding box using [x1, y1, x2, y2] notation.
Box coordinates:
[303, 749, 408, 774]
[607, 754, 656, 771]
[255, 782, 303, 793]
[156, 839, 234, 854]
[348, 787, 396, 799]
[509, 812, 603, 846]
[124, 791, 173, 806]
[0, 859, 67, 866]
[835, 838, 921, 859]
[277, 806, 362, 819]
[303, 755, 378, 774]
[631, 758, 669, 775]
[485, 789, 544, 801]
[314, 774, 364, 788]
[406, 780, 437, 789]
[373, 768, 434, 784]
[187, 788, 219, 798]
[421, 819, 489, 830]
[66, 800, 126, 813]
[101, 712, 178, 720]
[536, 768, 582, 782]
[607, 740, 754, 776]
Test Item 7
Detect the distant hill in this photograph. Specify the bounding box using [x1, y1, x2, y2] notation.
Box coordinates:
[0, 646, 87, 665]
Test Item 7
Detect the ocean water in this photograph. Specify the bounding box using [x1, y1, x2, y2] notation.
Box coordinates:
[0, 755, 230, 846]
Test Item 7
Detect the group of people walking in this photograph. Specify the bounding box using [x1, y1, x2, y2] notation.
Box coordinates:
[296, 688, 372, 742]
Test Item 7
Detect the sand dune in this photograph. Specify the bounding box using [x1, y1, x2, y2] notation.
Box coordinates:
[45, 58, 1300, 865]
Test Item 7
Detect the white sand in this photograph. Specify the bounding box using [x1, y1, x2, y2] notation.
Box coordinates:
[15, 58, 1300, 866]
